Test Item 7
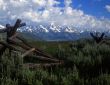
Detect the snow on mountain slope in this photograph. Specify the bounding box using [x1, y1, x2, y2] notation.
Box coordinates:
[0, 21, 81, 33]
[39, 25, 49, 32]
[0, 23, 92, 41]
[49, 23, 60, 32]
[18, 22, 77, 33]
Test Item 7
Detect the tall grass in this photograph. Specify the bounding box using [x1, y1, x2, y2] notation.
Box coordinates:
[1, 39, 110, 85]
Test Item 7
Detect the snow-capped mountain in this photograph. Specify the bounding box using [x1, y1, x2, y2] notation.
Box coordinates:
[0, 23, 102, 41]
[16, 23, 92, 41]
[18, 23, 77, 33]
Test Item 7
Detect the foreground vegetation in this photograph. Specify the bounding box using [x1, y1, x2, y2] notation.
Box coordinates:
[1, 39, 110, 85]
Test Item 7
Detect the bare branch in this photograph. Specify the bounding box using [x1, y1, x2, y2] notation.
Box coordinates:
[24, 62, 64, 68]
[22, 48, 35, 57]
[90, 32, 105, 43]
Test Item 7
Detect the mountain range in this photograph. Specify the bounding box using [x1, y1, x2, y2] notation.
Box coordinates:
[0, 23, 109, 41]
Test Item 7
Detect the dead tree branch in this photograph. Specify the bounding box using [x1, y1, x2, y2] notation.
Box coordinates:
[90, 32, 105, 43]
[0, 19, 64, 67]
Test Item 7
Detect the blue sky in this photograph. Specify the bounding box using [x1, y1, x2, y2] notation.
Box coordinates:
[58, 0, 110, 19]
[73, 0, 110, 19]
[0, 0, 110, 31]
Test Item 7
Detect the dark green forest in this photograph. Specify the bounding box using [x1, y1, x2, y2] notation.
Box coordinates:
[1, 38, 110, 85]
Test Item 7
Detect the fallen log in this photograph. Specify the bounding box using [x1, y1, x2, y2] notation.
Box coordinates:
[0, 41, 21, 52]
[23, 62, 64, 68]
[22, 48, 35, 57]
[0, 41, 60, 63]
[17, 36, 55, 58]
[8, 38, 57, 59]
[0, 19, 64, 68]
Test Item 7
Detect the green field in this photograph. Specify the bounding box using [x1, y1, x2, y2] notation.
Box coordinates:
[1, 39, 110, 85]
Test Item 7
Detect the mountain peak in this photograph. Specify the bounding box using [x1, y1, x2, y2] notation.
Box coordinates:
[39, 25, 49, 32]
[49, 22, 60, 32]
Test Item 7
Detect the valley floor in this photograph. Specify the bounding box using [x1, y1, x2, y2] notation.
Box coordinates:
[1, 39, 110, 85]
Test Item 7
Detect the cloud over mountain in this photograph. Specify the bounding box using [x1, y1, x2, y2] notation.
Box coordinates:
[0, 0, 110, 31]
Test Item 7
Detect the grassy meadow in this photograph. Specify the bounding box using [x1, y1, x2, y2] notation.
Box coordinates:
[1, 38, 110, 85]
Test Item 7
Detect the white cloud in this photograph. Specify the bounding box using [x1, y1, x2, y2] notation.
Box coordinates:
[42, 10, 49, 18]
[0, 0, 6, 10]
[0, 0, 110, 31]
[65, 7, 73, 15]
[47, 0, 60, 6]
[22, 10, 41, 22]
[105, 5, 110, 12]
[32, 0, 46, 7]
[65, 0, 72, 7]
